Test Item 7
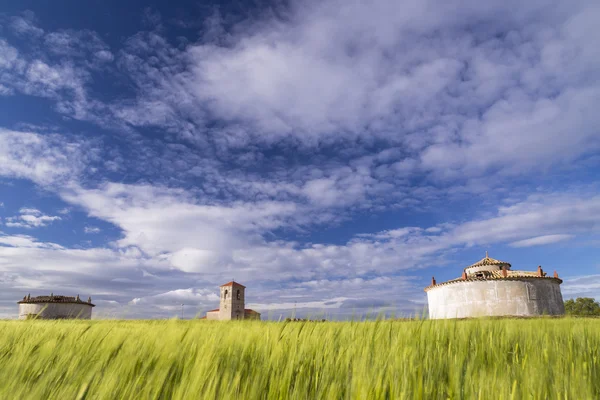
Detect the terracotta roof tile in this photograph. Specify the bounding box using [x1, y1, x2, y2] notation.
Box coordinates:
[425, 270, 562, 292]
[17, 295, 95, 307]
[220, 281, 246, 288]
[466, 252, 511, 269]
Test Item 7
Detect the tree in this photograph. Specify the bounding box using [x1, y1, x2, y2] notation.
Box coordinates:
[564, 297, 600, 316]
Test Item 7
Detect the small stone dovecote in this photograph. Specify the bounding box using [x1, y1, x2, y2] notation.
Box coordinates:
[17, 294, 95, 320]
[425, 253, 565, 319]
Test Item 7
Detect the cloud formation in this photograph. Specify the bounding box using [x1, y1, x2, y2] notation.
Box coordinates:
[0, 129, 92, 185]
[509, 234, 574, 248]
[0, 0, 599, 318]
[1, 1, 598, 184]
[54, 179, 600, 287]
[101, 0, 600, 182]
[4, 208, 61, 229]
[84, 226, 101, 234]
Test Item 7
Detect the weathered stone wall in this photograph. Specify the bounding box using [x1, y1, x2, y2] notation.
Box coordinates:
[18, 303, 93, 320]
[427, 279, 564, 319]
[219, 286, 245, 320]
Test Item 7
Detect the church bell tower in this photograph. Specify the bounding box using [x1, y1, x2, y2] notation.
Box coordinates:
[219, 281, 246, 320]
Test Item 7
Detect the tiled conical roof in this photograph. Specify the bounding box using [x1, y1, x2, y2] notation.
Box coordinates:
[466, 252, 511, 269]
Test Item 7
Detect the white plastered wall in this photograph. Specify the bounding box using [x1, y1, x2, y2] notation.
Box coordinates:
[18, 303, 93, 320]
[427, 279, 564, 319]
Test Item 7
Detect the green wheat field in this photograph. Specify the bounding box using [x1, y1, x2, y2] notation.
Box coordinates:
[0, 318, 599, 399]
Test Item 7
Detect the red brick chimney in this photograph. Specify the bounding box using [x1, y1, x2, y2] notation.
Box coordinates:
[431, 276, 436, 286]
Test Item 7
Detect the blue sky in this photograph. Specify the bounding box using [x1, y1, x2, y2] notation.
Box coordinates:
[1, 0, 599, 319]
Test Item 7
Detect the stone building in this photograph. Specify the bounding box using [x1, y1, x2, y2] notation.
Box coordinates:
[203, 281, 261, 320]
[425, 253, 565, 319]
[18, 294, 95, 320]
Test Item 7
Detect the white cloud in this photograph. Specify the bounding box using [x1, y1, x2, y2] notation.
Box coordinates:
[0, 22, 113, 123]
[1, 3, 600, 318]
[252, 297, 349, 311]
[561, 274, 600, 300]
[19, 208, 40, 215]
[102, 0, 600, 183]
[449, 193, 600, 247]
[0, 231, 175, 307]
[169, 248, 219, 273]
[9, 15, 44, 37]
[84, 226, 101, 234]
[94, 50, 114, 62]
[5, 208, 61, 229]
[2, 3, 599, 189]
[0, 40, 21, 70]
[0, 84, 13, 96]
[301, 172, 374, 207]
[59, 182, 300, 265]
[54, 179, 600, 284]
[44, 30, 112, 60]
[509, 234, 574, 248]
[130, 288, 220, 307]
[0, 129, 91, 185]
[1, 179, 599, 318]
[0, 234, 63, 249]
[0, 53, 90, 114]
[19, 61, 91, 118]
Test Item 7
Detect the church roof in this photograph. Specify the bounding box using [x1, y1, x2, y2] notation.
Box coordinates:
[220, 281, 246, 288]
[466, 252, 511, 269]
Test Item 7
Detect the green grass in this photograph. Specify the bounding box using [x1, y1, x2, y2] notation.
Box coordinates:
[0, 318, 599, 399]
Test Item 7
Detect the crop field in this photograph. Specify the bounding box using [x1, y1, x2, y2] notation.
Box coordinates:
[0, 318, 599, 399]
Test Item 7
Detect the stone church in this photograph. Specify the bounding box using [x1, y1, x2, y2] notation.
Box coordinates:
[203, 281, 261, 320]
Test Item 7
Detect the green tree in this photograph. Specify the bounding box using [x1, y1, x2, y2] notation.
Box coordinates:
[564, 297, 600, 316]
